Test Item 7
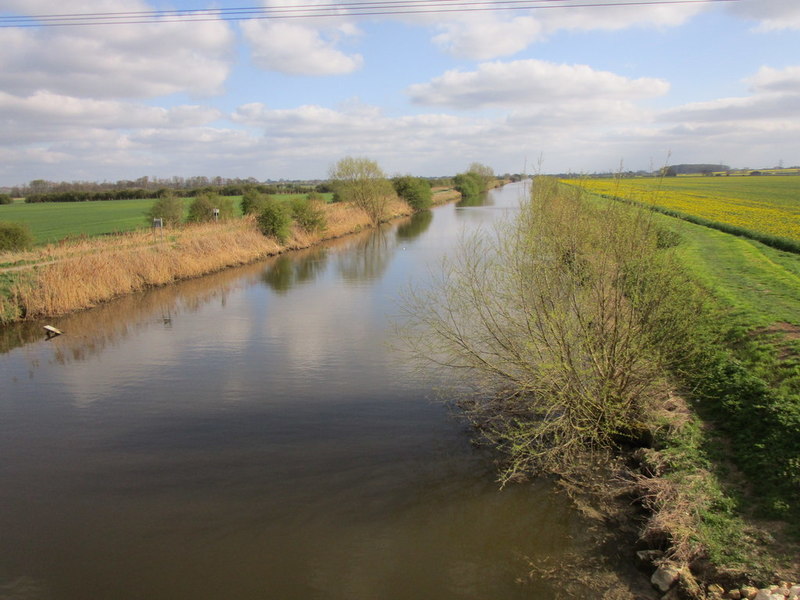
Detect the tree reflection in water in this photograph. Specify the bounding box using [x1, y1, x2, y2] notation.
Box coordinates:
[260, 247, 329, 294]
[336, 227, 395, 284]
[395, 210, 433, 242]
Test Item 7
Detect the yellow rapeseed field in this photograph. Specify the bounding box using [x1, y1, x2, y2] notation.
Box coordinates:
[561, 176, 800, 243]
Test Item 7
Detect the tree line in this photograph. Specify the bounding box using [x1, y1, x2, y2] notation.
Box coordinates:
[22, 183, 321, 204]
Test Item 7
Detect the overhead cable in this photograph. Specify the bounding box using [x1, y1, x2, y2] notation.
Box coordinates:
[0, 0, 739, 28]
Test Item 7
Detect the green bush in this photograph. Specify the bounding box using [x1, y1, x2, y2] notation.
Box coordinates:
[290, 198, 327, 233]
[392, 176, 432, 211]
[306, 191, 325, 203]
[215, 196, 237, 220]
[187, 194, 214, 222]
[187, 193, 235, 223]
[257, 199, 292, 244]
[241, 189, 272, 215]
[453, 172, 483, 198]
[146, 193, 184, 227]
[0, 194, 12, 205]
[0, 221, 33, 251]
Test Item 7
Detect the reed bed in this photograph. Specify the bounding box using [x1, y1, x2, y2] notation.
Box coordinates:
[2, 195, 422, 321]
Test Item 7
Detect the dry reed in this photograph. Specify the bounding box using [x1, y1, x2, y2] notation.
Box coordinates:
[2, 194, 432, 320]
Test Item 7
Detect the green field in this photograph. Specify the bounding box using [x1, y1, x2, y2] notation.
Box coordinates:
[0, 193, 329, 245]
[575, 180, 800, 326]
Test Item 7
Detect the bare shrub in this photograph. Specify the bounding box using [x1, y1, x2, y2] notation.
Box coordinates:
[399, 177, 704, 481]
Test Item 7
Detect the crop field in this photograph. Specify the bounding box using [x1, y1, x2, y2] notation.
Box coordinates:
[0, 194, 329, 245]
[0, 197, 172, 244]
[561, 176, 800, 243]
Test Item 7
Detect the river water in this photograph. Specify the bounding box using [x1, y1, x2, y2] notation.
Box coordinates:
[0, 182, 632, 599]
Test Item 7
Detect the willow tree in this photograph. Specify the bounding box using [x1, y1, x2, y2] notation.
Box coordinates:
[329, 157, 395, 224]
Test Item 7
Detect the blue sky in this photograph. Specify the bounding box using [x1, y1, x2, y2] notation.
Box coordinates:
[0, 0, 798, 185]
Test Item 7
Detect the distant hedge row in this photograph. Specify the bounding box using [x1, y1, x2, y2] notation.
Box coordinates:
[24, 183, 319, 203]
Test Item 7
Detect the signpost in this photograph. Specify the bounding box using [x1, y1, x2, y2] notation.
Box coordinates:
[152, 217, 163, 242]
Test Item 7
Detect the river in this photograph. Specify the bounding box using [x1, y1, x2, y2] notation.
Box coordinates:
[0, 182, 637, 599]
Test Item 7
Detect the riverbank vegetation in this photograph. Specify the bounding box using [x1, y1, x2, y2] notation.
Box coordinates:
[400, 176, 799, 593]
[453, 163, 497, 199]
[565, 176, 800, 524]
[0, 172, 460, 324]
[392, 175, 433, 211]
[329, 156, 396, 224]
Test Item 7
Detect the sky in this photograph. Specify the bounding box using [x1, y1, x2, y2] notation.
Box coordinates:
[0, 0, 798, 185]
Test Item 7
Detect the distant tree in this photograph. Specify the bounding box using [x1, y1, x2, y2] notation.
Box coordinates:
[146, 193, 184, 227]
[28, 179, 50, 194]
[392, 175, 432, 212]
[468, 162, 495, 188]
[0, 194, 12, 205]
[329, 157, 395, 224]
[659, 166, 677, 177]
[453, 171, 483, 198]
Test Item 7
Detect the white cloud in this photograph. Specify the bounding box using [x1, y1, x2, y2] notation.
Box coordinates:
[430, 1, 705, 59]
[432, 15, 543, 60]
[658, 65, 800, 123]
[233, 102, 481, 147]
[537, 1, 706, 33]
[746, 66, 800, 94]
[0, 91, 222, 129]
[240, 1, 362, 76]
[0, 6, 234, 98]
[407, 59, 669, 109]
[729, 0, 800, 31]
[241, 20, 363, 76]
[658, 93, 800, 123]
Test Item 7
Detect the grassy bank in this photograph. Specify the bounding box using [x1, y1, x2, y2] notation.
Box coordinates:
[0, 193, 439, 323]
[652, 212, 800, 520]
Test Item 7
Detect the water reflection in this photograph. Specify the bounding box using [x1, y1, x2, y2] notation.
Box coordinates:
[396, 210, 433, 241]
[261, 247, 329, 294]
[0, 321, 43, 355]
[455, 191, 493, 209]
[336, 227, 396, 284]
[0, 263, 264, 363]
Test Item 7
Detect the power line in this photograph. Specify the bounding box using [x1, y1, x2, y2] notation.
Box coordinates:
[0, 0, 739, 28]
